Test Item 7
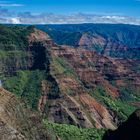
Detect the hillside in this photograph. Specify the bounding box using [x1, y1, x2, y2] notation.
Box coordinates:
[0, 88, 55, 140]
[0, 24, 140, 139]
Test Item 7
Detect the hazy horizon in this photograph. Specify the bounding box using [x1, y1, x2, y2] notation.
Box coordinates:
[0, 0, 140, 25]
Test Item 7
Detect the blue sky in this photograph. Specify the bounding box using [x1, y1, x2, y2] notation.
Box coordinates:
[0, 0, 140, 24]
[4, 0, 140, 17]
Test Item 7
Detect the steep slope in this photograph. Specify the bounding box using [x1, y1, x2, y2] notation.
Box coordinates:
[0, 87, 53, 140]
[48, 46, 140, 128]
[1, 25, 117, 129]
[103, 109, 140, 140]
[0, 25, 34, 76]
[1, 25, 140, 130]
[29, 28, 117, 129]
[48, 45, 117, 129]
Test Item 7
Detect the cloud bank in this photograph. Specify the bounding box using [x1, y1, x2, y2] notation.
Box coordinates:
[0, 7, 140, 25]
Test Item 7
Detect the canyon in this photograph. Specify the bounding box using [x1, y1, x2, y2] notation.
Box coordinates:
[0, 24, 140, 139]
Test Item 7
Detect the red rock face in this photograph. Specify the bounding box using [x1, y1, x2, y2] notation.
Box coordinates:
[20, 29, 140, 130]
[51, 46, 121, 97]
[45, 43, 140, 129]
[28, 28, 52, 43]
[79, 94, 116, 128]
[46, 45, 118, 129]
[52, 45, 140, 95]
[38, 81, 50, 112]
[78, 33, 106, 47]
[77, 32, 140, 59]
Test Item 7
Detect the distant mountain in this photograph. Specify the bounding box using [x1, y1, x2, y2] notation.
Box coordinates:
[37, 24, 140, 59]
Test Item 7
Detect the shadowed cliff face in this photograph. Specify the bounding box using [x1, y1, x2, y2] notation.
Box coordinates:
[102, 109, 140, 140]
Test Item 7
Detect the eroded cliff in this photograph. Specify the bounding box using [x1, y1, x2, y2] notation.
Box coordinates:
[1, 25, 140, 131]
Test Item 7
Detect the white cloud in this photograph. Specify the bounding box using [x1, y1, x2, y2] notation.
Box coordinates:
[18, 13, 140, 25]
[10, 17, 21, 24]
[0, 3, 24, 7]
[0, 12, 140, 25]
[0, 1, 24, 7]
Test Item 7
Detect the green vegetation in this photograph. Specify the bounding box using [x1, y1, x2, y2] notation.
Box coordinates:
[110, 49, 140, 59]
[119, 86, 137, 101]
[0, 25, 34, 51]
[51, 56, 76, 77]
[90, 85, 136, 121]
[44, 120, 105, 140]
[92, 45, 103, 53]
[51, 56, 83, 95]
[103, 97, 136, 121]
[0, 25, 35, 76]
[0, 50, 27, 58]
[0, 24, 61, 105]
[37, 24, 140, 59]
[37, 24, 82, 46]
[38, 24, 140, 46]
[4, 70, 46, 109]
[1, 24, 140, 139]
